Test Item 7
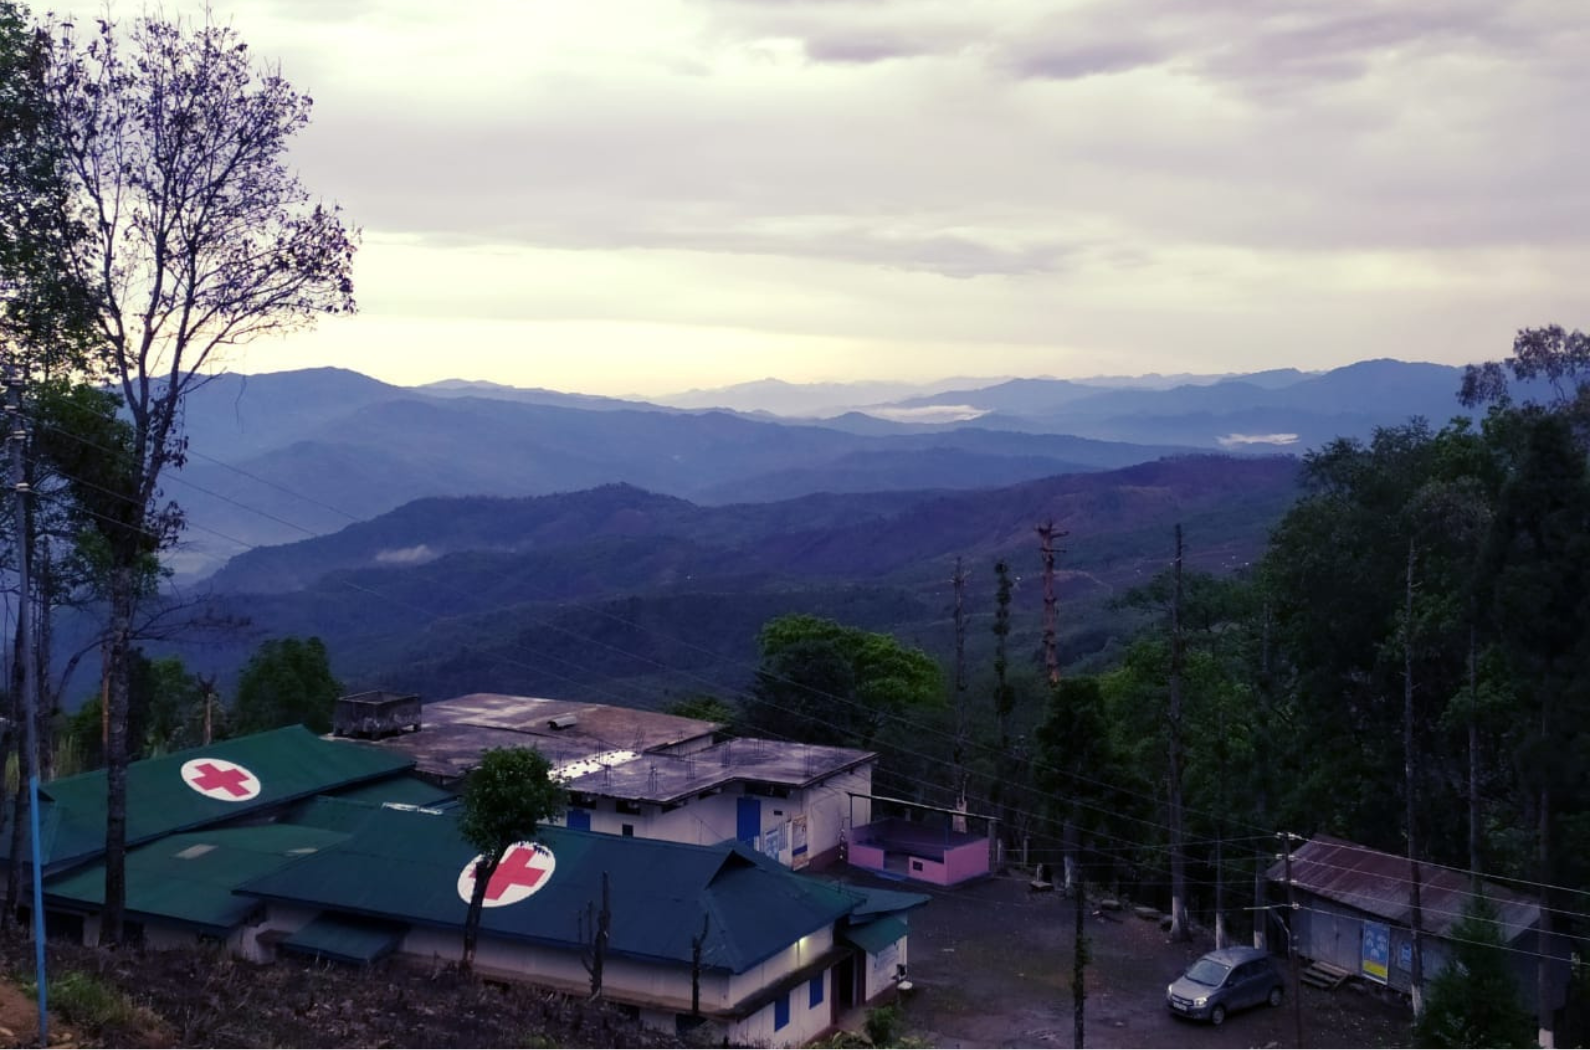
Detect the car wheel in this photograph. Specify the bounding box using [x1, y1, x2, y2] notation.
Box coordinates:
[1269, 986, 1284, 1008]
[1210, 1004, 1226, 1026]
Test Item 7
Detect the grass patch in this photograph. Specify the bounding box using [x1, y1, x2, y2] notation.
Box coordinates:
[23, 968, 139, 1028]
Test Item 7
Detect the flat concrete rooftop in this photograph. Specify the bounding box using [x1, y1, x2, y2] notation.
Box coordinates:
[364, 693, 718, 782]
[351, 693, 875, 799]
[564, 736, 875, 805]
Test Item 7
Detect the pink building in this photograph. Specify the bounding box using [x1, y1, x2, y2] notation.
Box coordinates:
[849, 816, 990, 887]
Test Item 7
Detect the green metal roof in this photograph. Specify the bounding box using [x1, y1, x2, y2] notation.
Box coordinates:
[840, 914, 909, 955]
[8, 727, 413, 873]
[240, 807, 874, 975]
[279, 914, 407, 965]
[319, 775, 454, 809]
[283, 797, 385, 834]
[44, 823, 349, 935]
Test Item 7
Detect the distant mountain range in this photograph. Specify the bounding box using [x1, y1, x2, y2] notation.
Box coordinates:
[165, 358, 1478, 578]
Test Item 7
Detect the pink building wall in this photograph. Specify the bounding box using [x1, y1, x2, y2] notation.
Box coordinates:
[849, 841, 886, 870]
[943, 838, 988, 884]
[849, 819, 989, 887]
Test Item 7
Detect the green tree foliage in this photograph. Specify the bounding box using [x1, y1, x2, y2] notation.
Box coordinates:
[740, 614, 943, 752]
[457, 747, 564, 973]
[1412, 898, 1536, 1049]
[0, 0, 92, 357]
[63, 653, 219, 770]
[1033, 675, 1118, 854]
[232, 637, 341, 736]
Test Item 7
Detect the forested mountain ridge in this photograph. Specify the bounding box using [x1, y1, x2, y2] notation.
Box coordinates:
[190, 454, 1301, 702]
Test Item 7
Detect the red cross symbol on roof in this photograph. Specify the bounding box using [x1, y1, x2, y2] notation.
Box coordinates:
[179, 757, 261, 802]
[193, 762, 253, 797]
[457, 841, 556, 907]
[484, 845, 550, 901]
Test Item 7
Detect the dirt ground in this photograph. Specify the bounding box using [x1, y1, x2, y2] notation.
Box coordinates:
[0, 933, 679, 1049]
[841, 868, 1413, 1050]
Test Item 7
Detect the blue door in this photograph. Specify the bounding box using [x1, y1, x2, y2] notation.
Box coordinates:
[566, 809, 591, 831]
[737, 797, 761, 844]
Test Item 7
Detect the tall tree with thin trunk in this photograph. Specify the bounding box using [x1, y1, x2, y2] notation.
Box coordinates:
[41, 12, 356, 942]
[1403, 537, 1425, 1016]
[458, 746, 564, 973]
[1166, 524, 1190, 942]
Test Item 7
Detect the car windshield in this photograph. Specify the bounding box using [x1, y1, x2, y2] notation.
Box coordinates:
[1183, 959, 1231, 987]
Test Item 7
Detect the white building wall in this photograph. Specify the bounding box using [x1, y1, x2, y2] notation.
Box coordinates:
[401, 925, 734, 1011]
[799, 767, 871, 867]
[862, 933, 908, 1002]
[557, 762, 874, 871]
[730, 968, 833, 1049]
[639, 794, 738, 846]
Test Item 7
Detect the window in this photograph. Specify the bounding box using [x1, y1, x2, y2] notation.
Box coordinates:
[809, 974, 824, 1009]
[774, 991, 790, 1031]
[621, 824, 635, 837]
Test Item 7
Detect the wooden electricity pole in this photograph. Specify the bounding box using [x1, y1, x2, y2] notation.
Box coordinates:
[952, 558, 969, 827]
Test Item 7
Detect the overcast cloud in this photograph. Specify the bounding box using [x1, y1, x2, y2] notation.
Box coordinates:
[70, 0, 1590, 394]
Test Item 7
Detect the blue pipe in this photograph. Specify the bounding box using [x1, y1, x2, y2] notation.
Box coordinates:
[29, 774, 46, 1047]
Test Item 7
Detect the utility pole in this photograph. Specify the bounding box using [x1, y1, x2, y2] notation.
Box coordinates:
[951, 558, 969, 830]
[1167, 524, 1189, 942]
[5, 359, 47, 1046]
[1073, 846, 1087, 1048]
[1281, 832, 1304, 1050]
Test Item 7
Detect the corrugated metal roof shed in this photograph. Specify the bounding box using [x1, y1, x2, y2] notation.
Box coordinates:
[44, 823, 349, 934]
[5, 726, 413, 873]
[240, 807, 917, 974]
[1267, 834, 1540, 942]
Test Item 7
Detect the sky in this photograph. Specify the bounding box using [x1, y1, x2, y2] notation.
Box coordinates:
[83, 0, 1590, 397]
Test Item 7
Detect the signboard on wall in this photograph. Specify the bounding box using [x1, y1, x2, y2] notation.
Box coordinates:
[764, 821, 783, 861]
[791, 816, 809, 869]
[1361, 921, 1390, 983]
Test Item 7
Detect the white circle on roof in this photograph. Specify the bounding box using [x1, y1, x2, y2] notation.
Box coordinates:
[179, 757, 261, 802]
[456, 841, 556, 907]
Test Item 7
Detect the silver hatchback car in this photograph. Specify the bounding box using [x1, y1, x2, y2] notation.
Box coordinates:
[1166, 946, 1285, 1025]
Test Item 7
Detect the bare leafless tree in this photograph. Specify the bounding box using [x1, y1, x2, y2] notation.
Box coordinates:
[43, 11, 356, 942]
